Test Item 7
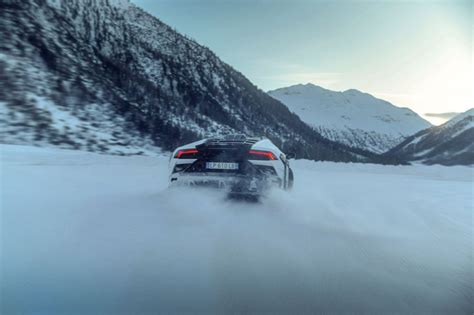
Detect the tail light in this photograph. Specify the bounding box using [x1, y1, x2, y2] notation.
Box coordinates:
[248, 150, 277, 160]
[174, 148, 199, 159]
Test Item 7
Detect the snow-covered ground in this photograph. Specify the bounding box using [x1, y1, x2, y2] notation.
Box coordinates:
[1, 144, 472, 314]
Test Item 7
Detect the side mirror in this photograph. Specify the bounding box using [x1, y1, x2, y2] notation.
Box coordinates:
[286, 152, 296, 159]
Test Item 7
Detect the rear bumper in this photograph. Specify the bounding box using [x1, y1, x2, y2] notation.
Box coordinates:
[169, 172, 281, 195]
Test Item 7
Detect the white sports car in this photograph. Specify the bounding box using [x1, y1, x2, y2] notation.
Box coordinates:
[168, 135, 294, 196]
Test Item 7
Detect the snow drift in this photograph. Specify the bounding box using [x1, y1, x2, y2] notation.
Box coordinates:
[1, 144, 472, 313]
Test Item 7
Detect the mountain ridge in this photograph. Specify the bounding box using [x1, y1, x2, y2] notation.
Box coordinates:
[385, 108, 473, 165]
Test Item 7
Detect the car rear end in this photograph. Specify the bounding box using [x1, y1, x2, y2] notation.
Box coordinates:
[169, 136, 284, 196]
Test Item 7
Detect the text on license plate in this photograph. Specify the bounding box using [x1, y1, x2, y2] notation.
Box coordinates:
[206, 162, 239, 170]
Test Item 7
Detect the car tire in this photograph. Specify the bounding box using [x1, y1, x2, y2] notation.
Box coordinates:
[288, 168, 294, 190]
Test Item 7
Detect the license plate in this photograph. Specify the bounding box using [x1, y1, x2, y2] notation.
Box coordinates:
[206, 162, 239, 170]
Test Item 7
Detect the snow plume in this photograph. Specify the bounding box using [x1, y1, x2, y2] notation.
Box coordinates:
[1, 145, 472, 313]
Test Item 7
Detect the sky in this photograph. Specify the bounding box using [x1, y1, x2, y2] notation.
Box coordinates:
[132, 0, 472, 125]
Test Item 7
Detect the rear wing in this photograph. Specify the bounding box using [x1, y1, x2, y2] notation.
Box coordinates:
[202, 135, 263, 147]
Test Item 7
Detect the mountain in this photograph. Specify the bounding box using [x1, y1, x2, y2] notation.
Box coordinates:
[268, 83, 431, 153]
[386, 108, 474, 165]
[0, 0, 381, 162]
[424, 112, 459, 120]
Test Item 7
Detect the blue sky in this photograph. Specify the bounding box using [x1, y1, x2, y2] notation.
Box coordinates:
[132, 0, 472, 124]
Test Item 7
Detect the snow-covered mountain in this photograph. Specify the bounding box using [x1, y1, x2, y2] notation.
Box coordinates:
[0, 0, 382, 162]
[268, 83, 431, 153]
[386, 108, 474, 165]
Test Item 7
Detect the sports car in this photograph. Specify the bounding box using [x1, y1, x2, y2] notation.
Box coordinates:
[168, 135, 294, 196]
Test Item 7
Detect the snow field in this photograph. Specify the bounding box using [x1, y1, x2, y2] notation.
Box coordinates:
[1, 145, 472, 313]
